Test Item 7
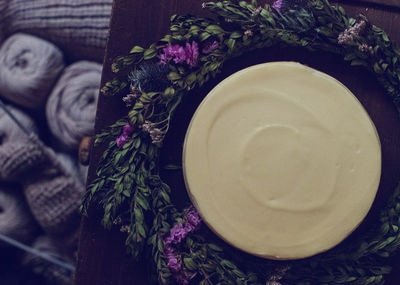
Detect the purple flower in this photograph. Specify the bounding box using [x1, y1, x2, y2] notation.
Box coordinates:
[116, 123, 135, 148]
[186, 207, 202, 230]
[272, 0, 283, 9]
[159, 41, 199, 67]
[202, 40, 219, 54]
[172, 47, 187, 64]
[163, 206, 203, 284]
[165, 245, 182, 272]
[160, 44, 186, 65]
[167, 223, 187, 245]
[122, 123, 134, 135]
[184, 41, 199, 67]
[159, 53, 168, 65]
[116, 135, 128, 148]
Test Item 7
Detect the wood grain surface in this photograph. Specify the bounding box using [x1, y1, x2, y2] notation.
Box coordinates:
[75, 1, 400, 284]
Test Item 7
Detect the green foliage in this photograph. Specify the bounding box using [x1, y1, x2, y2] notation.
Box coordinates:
[83, 0, 400, 284]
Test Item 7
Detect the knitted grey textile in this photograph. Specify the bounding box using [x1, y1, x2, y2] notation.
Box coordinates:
[23, 235, 74, 285]
[0, 185, 38, 246]
[0, 133, 85, 238]
[1, 0, 112, 62]
[21, 135, 85, 237]
[0, 33, 65, 109]
[24, 175, 84, 237]
[0, 135, 47, 182]
[46, 61, 101, 151]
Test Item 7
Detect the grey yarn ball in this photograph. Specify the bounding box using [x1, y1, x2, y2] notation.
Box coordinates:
[46, 61, 101, 151]
[0, 33, 65, 109]
[0, 104, 38, 144]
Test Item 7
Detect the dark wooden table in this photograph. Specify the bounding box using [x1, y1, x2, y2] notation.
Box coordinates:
[75, 1, 400, 284]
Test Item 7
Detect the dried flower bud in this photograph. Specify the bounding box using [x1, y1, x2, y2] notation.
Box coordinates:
[244, 30, 253, 37]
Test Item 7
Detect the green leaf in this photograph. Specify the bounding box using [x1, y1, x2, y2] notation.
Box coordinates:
[168, 72, 181, 81]
[130, 46, 144, 54]
[137, 223, 146, 237]
[199, 32, 211, 41]
[134, 207, 144, 222]
[373, 62, 383, 74]
[230, 31, 242, 39]
[136, 194, 150, 210]
[183, 258, 197, 271]
[206, 25, 224, 35]
[226, 38, 236, 51]
[143, 48, 158, 60]
[208, 243, 223, 252]
[344, 53, 357, 61]
[221, 260, 236, 269]
[163, 164, 182, 170]
[382, 33, 390, 42]
[351, 59, 368, 67]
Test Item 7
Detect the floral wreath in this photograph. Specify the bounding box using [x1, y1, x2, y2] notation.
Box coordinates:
[81, 0, 400, 284]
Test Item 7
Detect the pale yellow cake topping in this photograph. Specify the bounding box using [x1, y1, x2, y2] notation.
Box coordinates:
[183, 62, 381, 260]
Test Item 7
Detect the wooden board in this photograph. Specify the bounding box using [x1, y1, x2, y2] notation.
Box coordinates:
[75, 1, 400, 284]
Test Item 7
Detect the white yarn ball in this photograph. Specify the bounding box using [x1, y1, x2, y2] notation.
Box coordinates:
[0, 33, 65, 109]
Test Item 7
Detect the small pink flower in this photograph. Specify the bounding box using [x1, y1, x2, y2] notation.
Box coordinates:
[159, 42, 199, 67]
[202, 40, 219, 54]
[122, 124, 134, 134]
[272, 0, 283, 9]
[160, 53, 168, 65]
[186, 207, 202, 229]
[165, 245, 182, 272]
[116, 123, 134, 148]
[116, 135, 128, 148]
[168, 223, 188, 244]
[163, 206, 203, 284]
[185, 41, 199, 67]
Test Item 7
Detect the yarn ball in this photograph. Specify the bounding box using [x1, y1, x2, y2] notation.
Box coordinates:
[0, 104, 38, 144]
[0, 185, 38, 246]
[46, 61, 101, 151]
[0, 33, 65, 109]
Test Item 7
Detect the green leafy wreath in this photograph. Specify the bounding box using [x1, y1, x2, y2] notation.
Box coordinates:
[81, 0, 400, 284]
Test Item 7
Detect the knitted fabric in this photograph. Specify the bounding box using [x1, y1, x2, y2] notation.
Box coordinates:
[0, 134, 47, 182]
[20, 136, 85, 237]
[0, 132, 85, 238]
[24, 175, 84, 237]
[1, 0, 112, 62]
[0, 33, 65, 109]
[46, 61, 101, 151]
[23, 235, 74, 285]
[0, 185, 38, 245]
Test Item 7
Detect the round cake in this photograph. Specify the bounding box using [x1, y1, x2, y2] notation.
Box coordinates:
[183, 62, 382, 260]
